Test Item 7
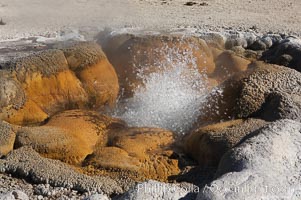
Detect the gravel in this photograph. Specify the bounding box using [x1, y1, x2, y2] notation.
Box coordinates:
[0, 173, 110, 200]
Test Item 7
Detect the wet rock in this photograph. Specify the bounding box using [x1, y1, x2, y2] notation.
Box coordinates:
[198, 120, 301, 200]
[249, 39, 266, 51]
[15, 109, 126, 164]
[62, 42, 119, 108]
[243, 49, 260, 60]
[84, 127, 180, 181]
[115, 180, 194, 200]
[210, 48, 251, 82]
[0, 146, 123, 195]
[248, 35, 273, 51]
[102, 34, 215, 97]
[261, 36, 273, 48]
[184, 119, 267, 167]
[0, 121, 16, 157]
[274, 54, 293, 66]
[266, 34, 282, 45]
[262, 37, 301, 72]
[198, 71, 251, 124]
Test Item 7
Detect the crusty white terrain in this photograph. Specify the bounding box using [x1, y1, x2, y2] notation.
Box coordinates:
[0, 0, 300, 40]
[198, 120, 301, 200]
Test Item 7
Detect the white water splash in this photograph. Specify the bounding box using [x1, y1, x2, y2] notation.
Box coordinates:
[113, 40, 211, 134]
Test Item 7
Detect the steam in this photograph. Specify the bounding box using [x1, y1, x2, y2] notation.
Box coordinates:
[113, 39, 211, 134]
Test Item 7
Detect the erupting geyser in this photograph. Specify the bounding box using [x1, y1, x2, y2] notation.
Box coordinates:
[112, 39, 212, 134]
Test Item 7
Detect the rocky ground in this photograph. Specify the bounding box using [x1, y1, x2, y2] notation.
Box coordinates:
[0, 1, 301, 198]
[0, 173, 107, 200]
[0, 0, 300, 40]
[0, 30, 300, 199]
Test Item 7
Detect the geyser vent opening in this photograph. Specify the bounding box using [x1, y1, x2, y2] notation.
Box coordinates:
[112, 39, 212, 134]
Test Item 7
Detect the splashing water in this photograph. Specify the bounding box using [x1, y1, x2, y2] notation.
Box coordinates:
[113, 38, 211, 134]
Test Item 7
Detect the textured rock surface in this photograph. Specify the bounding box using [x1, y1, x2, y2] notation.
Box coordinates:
[84, 127, 180, 181]
[0, 146, 122, 195]
[0, 42, 119, 125]
[184, 118, 268, 167]
[0, 72, 25, 111]
[236, 62, 301, 121]
[5, 49, 69, 80]
[199, 32, 226, 49]
[15, 126, 91, 165]
[4, 49, 87, 124]
[46, 109, 126, 148]
[115, 180, 195, 200]
[262, 37, 301, 72]
[0, 190, 29, 200]
[210, 48, 251, 83]
[198, 120, 301, 200]
[249, 39, 267, 51]
[0, 72, 46, 125]
[199, 62, 301, 124]
[243, 49, 261, 60]
[15, 109, 126, 164]
[259, 92, 301, 122]
[62, 42, 107, 71]
[224, 33, 248, 49]
[62, 42, 119, 108]
[0, 173, 110, 200]
[198, 70, 253, 124]
[103, 34, 215, 97]
[0, 121, 16, 157]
